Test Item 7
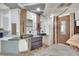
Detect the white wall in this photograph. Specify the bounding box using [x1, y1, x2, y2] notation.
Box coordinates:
[40, 15, 54, 45]
[0, 4, 10, 31]
[0, 11, 2, 28]
[10, 8, 20, 36]
[0, 9, 11, 35]
[2, 10, 11, 31]
[75, 11, 79, 26]
[40, 16, 49, 35]
[0, 9, 11, 52]
[48, 16, 54, 45]
[27, 11, 37, 35]
[0, 4, 10, 53]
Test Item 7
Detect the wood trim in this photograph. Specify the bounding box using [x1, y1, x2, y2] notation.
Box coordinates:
[70, 13, 75, 38]
[53, 16, 55, 44]
[70, 14, 73, 37]
[55, 16, 58, 44]
[36, 14, 40, 34]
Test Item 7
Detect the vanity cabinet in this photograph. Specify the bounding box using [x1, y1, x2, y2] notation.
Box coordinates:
[1, 38, 29, 55]
[28, 36, 42, 50]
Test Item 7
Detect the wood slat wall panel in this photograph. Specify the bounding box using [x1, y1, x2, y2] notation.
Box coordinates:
[36, 14, 40, 34]
[20, 9, 27, 35]
[70, 13, 75, 38]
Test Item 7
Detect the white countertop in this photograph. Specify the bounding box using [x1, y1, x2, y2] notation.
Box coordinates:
[0, 35, 19, 40]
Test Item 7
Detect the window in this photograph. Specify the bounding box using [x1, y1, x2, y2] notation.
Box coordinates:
[61, 21, 66, 34]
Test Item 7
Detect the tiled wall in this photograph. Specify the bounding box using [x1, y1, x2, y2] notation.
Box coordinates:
[40, 15, 54, 45]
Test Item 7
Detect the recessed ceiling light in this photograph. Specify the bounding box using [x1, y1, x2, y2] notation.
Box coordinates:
[36, 8, 40, 11]
[50, 14, 53, 18]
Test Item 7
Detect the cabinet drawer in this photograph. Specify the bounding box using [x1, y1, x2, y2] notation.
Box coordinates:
[31, 40, 42, 46]
[31, 44, 42, 50]
[31, 37, 42, 42]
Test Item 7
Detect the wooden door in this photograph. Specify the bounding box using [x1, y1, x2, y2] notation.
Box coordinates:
[57, 15, 70, 44]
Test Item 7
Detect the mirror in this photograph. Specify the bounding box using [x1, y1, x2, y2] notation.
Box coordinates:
[76, 20, 79, 26]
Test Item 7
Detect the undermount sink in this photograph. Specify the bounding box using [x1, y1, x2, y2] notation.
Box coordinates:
[37, 33, 47, 36]
[20, 34, 33, 39]
[0, 32, 3, 38]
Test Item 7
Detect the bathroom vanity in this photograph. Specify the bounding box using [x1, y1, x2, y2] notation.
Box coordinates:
[29, 36, 42, 50]
[0, 35, 42, 55]
[1, 38, 28, 55]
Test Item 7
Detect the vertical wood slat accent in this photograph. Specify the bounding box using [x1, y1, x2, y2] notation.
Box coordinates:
[20, 9, 27, 35]
[36, 14, 40, 34]
[70, 13, 75, 38]
[55, 16, 58, 44]
[53, 16, 55, 44]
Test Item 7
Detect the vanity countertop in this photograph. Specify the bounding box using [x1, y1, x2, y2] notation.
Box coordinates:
[0, 30, 4, 32]
[0, 35, 43, 41]
[0, 35, 19, 41]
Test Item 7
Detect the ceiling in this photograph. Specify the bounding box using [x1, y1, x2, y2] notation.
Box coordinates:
[2, 3, 79, 16]
[0, 3, 9, 10]
[43, 3, 79, 16]
[4, 3, 20, 9]
[4, 3, 45, 14]
[24, 4, 45, 14]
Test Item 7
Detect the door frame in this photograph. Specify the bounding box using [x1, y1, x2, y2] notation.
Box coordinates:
[54, 14, 74, 44]
[57, 15, 70, 44]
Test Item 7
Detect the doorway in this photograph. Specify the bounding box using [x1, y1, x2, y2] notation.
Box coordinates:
[57, 15, 70, 44]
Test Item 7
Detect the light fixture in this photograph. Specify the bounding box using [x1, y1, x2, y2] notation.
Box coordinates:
[50, 15, 52, 18]
[50, 14, 53, 18]
[36, 8, 40, 11]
